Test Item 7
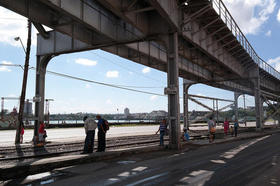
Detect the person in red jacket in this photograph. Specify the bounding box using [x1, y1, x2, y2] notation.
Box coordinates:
[223, 118, 229, 135]
[38, 122, 47, 143]
[20, 126, 24, 144]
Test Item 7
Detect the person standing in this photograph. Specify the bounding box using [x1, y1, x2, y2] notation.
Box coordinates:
[208, 116, 216, 143]
[38, 122, 46, 143]
[156, 119, 167, 146]
[223, 118, 229, 135]
[81, 116, 97, 154]
[20, 126, 24, 144]
[96, 115, 107, 152]
[181, 127, 190, 141]
[234, 120, 239, 137]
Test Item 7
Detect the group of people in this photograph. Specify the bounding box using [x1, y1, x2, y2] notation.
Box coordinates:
[208, 117, 239, 143]
[155, 119, 190, 147]
[21, 116, 240, 148]
[19, 122, 47, 145]
[81, 115, 108, 154]
[155, 116, 240, 146]
[223, 118, 239, 137]
[20, 116, 107, 150]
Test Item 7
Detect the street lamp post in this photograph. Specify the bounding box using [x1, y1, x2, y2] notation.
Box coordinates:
[14, 37, 26, 54]
[15, 20, 32, 144]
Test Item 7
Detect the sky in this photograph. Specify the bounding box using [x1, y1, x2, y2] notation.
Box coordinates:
[0, 0, 280, 114]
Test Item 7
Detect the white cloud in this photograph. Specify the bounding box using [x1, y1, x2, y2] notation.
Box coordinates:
[106, 71, 119, 78]
[75, 58, 97, 66]
[2, 61, 12, 65]
[106, 99, 112, 104]
[277, 8, 280, 22]
[265, 30, 271, 36]
[0, 7, 38, 47]
[85, 84, 91, 88]
[150, 95, 158, 101]
[142, 67, 151, 74]
[197, 93, 206, 97]
[267, 56, 280, 71]
[223, 0, 276, 35]
[0, 61, 13, 72]
[8, 94, 17, 97]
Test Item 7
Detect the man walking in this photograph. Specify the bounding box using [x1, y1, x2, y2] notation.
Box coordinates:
[155, 119, 167, 146]
[81, 116, 97, 154]
[208, 116, 216, 143]
[96, 115, 106, 152]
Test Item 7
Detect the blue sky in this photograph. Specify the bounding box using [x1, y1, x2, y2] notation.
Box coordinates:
[0, 0, 280, 114]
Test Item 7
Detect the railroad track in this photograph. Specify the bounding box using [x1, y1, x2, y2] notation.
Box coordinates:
[0, 133, 210, 163]
[0, 135, 167, 161]
[0, 126, 275, 166]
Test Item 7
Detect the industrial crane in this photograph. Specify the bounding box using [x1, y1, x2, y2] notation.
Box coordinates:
[1, 97, 19, 120]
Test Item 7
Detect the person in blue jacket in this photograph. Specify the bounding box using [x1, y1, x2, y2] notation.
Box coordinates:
[234, 120, 239, 137]
[96, 115, 106, 152]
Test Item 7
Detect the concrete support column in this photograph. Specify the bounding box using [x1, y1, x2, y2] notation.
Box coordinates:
[34, 55, 52, 141]
[253, 77, 263, 129]
[183, 79, 193, 130]
[234, 92, 241, 121]
[165, 32, 180, 149]
[277, 102, 280, 126]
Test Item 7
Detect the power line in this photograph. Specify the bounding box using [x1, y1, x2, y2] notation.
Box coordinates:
[0, 63, 163, 88]
[92, 51, 166, 85]
[28, 67, 167, 97]
[1, 64, 185, 99]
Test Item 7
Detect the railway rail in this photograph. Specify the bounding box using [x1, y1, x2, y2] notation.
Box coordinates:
[0, 126, 264, 164]
[0, 134, 210, 163]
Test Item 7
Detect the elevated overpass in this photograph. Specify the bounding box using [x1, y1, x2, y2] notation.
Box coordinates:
[1, 0, 279, 148]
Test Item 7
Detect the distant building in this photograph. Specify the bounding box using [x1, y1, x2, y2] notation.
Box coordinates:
[247, 106, 255, 111]
[124, 108, 130, 118]
[24, 100, 32, 115]
[149, 110, 168, 119]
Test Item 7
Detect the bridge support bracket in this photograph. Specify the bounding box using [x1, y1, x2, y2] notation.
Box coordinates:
[164, 86, 177, 95]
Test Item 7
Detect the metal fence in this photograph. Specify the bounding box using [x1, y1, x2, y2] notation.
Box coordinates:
[210, 0, 280, 79]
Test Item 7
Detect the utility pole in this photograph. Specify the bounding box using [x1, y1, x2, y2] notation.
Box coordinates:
[15, 20, 32, 144]
[45, 99, 54, 126]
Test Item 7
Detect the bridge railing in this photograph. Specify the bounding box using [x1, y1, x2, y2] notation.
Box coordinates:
[210, 0, 280, 80]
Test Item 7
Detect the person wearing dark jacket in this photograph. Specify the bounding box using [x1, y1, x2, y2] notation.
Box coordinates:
[96, 115, 106, 152]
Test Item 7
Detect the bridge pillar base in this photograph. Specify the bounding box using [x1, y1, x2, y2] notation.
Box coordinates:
[165, 32, 181, 150]
[253, 78, 264, 129]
